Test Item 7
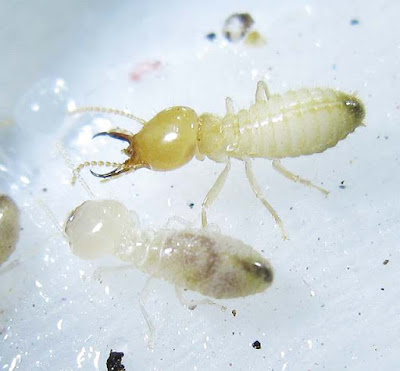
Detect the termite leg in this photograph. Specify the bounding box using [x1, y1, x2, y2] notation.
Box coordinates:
[201, 160, 231, 228]
[272, 160, 329, 196]
[244, 159, 288, 240]
[225, 97, 235, 114]
[174, 286, 217, 310]
[69, 105, 146, 125]
[164, 215, 192, 229]
[256, 81, 270, 102]
[139, 277, 156, 349]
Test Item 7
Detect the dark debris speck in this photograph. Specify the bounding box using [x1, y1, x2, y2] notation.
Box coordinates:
[106, 350, 125, 371]
[206, 32, 217, 41]
[252, 340, 261, 349]
[383, 259, 389, 265]
[188, 202, 195, 209]
[350, 19, 359, 26]
[223, 13, 254, 42]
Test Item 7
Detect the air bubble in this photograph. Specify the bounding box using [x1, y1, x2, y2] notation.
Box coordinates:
[14, 78, 74, 135]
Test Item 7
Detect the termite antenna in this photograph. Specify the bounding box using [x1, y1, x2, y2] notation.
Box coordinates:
[36, 199, 65, 237]
[56, 141, 94, 198]
[68, 105, 146, 125]
[72, 160, 123, 184]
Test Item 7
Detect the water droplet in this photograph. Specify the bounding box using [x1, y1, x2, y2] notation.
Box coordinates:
[14, 78, 74, 135]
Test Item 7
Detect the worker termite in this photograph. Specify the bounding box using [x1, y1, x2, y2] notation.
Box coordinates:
[70, 81, 365, 239]
[65, 199, 273, 300]
[65, 199, 274, 347]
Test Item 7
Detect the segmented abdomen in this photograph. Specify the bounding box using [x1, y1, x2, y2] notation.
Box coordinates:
[229, 88, 364, 159]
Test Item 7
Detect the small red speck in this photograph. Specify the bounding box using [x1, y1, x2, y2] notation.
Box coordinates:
[130, 60, 162, 82]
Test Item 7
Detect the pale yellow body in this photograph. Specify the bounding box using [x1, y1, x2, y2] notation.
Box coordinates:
[71, 81, 365, 238]
[198, 88, 364, 162]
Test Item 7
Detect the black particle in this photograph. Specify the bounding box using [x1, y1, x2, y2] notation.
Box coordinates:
[350, 19, 359, 26]
[380, 288, 385, 291]
[42, 188, 48, 192]
[252, 340, 261, 349]
[106, 350, 125, 371]
[206, 32, 217, 41]
[383, 259, 389, 265]
[339, 181, 346, 189]
[188, 202, 195, 209]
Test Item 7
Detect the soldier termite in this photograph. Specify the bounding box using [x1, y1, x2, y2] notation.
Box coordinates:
[70, 81, 365, 239]
[65, 199, 274, 347]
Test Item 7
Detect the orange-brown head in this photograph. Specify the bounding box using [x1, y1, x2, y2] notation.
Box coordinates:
[90, 106, 199, 179]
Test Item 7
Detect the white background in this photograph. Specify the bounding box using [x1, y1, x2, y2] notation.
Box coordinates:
[0, 1, 399, 370]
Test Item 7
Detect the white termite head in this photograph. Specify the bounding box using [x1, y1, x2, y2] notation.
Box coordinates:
[65, 199, 139, 260]
[0, 195, 20, 264]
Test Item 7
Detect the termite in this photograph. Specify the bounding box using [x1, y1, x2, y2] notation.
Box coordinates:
[65, 199, 273, 347]
[65, 199, 273, 300]
[70, 81, 365, 239]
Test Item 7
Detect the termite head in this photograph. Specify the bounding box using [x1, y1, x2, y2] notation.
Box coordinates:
[91, 107, 199, 179]
[65, 200, 138, 259]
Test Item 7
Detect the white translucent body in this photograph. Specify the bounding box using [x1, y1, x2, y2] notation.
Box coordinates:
[65, 200, 273, 299]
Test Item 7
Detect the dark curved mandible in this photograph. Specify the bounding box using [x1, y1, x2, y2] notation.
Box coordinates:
[92, 131, 132, 143]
